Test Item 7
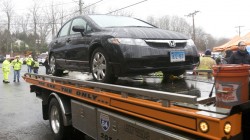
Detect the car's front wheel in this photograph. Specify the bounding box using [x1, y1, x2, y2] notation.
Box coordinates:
[50, 55, 63, 76]
[91, 48, 117, 83]
[162, 69, 185, 82]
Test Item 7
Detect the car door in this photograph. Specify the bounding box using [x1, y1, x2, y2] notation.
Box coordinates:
[65, 18, 92, 71]
[51, 20, 72, 68]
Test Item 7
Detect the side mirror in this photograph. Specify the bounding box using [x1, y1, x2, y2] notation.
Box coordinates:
[72, 25, 85, 36]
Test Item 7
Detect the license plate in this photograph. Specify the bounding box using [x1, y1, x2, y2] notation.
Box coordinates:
[170, 51, 185, 62]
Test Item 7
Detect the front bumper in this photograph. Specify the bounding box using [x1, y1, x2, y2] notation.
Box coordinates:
[106, 42, 199, 76]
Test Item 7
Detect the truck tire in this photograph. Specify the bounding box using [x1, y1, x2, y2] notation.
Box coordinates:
[49, 98, 70, 140]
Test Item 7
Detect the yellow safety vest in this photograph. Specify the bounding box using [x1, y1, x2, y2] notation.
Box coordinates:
[197, 56, 216, 70]
[2, 59, 11, 72]
[33, 61, 39, 68]
[26, 57, 33, 66]
[11, 59, 23, 70]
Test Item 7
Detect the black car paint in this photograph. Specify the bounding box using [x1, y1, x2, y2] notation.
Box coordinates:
[49, 15, 199, 78]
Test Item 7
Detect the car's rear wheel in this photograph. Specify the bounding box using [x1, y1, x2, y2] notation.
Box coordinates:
[91, 48, 117, 83]
[50, 55, 64, 76]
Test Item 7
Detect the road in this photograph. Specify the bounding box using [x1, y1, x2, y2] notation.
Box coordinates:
[0, 65, 53, 140]
[0, 64, 214, 140]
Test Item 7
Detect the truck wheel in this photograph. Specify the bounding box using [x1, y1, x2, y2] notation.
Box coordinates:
[49, 98, 69, 140]
[50, 55, 63, 76]
[91, 48, 117, 83]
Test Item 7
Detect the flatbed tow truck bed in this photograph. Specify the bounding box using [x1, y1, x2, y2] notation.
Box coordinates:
[23, 73, 250, 140]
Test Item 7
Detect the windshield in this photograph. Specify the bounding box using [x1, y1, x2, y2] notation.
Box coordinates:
[89, 15, 154, 28]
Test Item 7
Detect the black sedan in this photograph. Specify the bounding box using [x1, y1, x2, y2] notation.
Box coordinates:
[48, 14, 199, 83]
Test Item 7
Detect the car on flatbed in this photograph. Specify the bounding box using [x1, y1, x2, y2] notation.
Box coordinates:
[48, 14, 199, 83]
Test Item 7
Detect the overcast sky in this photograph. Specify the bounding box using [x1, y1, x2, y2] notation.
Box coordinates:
[8, 0, 250, 39]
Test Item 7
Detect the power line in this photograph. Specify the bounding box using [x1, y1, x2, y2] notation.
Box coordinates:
[1, 0, 104, 26]
[83, 0, 104, 10]
[106, 0, 148, 15]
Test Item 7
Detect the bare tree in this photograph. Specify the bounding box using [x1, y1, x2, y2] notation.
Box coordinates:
[20, 14, 30, 34]
[45, 1, 72, 38]
[12, 16, 21, 35]
[194, 27, 207, 51]
[37, 16, 50, 45]
[169, 16, 191, 36]
[49, 2, 57, 38]
[83, 5, 97, 15]
[157, 16, 170, 30]
[2, 0, 14, 32]
[59, 9, 65, 27]
[146, 16, 158, 26]
[30, 0, 40, 37]
[1, 0, 15, 56]
[146, 15, 191, 37]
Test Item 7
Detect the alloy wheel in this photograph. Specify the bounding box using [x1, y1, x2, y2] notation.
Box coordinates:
[50, 105, 60, 134]
[50, 56, 56, 74]
[92, 52, 107, 81]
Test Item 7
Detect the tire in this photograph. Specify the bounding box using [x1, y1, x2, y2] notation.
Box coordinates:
[171, 69, 186, 76]
[91, 48, 117, 83]
[50, 55, 63, 76]
[49, 98, 70, 140]
[162, 69, 185, 83]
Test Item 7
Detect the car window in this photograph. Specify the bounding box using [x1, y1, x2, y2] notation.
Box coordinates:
[70, 18, 92, 35]
[58, 21, 71, 37]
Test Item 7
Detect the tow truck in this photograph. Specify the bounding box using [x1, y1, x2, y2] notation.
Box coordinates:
[23, 73, 250, 140]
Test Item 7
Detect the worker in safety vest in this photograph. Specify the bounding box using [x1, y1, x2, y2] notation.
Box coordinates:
[11, 55, 23, 82]
[31, 58, 39, 74]
[196, 49, 216, 78]
[2, 56, 11, 83]
[26, 55, 33, 73]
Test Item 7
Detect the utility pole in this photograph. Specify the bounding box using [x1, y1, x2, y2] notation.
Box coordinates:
[185, 10, 200, 42]
[79, 0, 83, 15]
[235, 26, 244, 37]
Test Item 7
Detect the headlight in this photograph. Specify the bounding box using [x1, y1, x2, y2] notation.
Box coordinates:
[108, 38, 147, 46]
[199, 120, 209, 133]
[187, 39, 195, 46]
[224, 122, 231, 134]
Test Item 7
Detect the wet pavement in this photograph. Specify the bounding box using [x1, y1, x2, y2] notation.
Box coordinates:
[0, 64, 214, 140]
[0, 65, 53, 140]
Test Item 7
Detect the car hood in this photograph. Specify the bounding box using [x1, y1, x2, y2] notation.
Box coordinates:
[104, 27, 189, 40]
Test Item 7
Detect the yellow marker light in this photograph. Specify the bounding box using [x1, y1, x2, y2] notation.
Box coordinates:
[199, 121, 209, 133]
[224, 122, 232, 134]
